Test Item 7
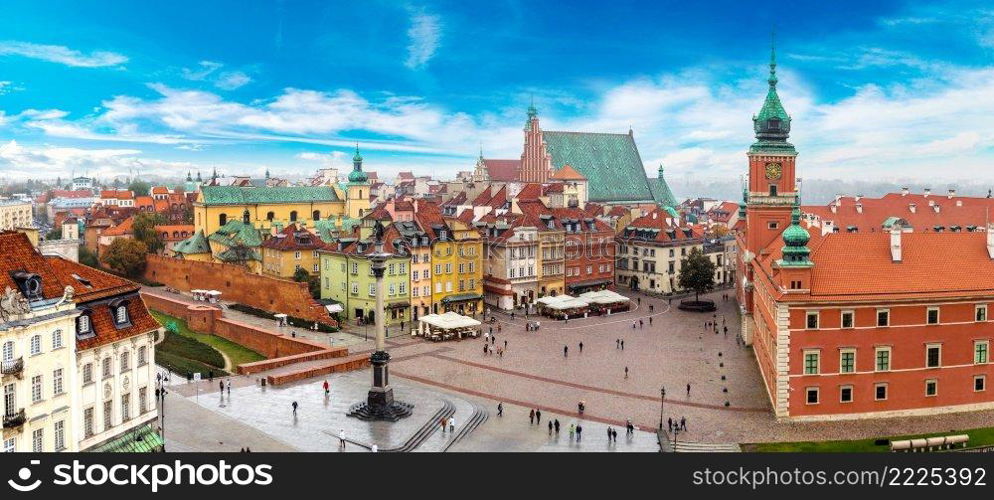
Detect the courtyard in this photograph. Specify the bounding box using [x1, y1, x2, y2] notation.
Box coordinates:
[156, 289, 994, 451]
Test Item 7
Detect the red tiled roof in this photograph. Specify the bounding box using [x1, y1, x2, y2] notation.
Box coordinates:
[151, 186, 169, 195]
[0, 232, 67, 300]
[101, 217, 134, 237]
[45, 255, 139, 302]
[261, 224, 326, 251]
[483, 159, 521, 181]
[49, 189, 94, 199]
[550, 164, 586, 181]
[471, 187, 493, 206]
[803, 193, 994, 232]
[618, 208, 703, 243]
[100, 190, 134, 199]
[76, 300, 160, 351]
[515, 184, 543, 201]
[155, 224, 195, 242]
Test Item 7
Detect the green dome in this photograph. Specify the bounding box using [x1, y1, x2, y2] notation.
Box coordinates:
[782, 221, 809, 246]
[353, 149, 363, 163]
[348, 169, 368, 183]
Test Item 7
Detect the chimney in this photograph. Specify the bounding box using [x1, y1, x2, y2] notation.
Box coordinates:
[855, 203, 863, 214]
[652, 212, 657, 220]
[988, 224, 994, 259]
[830, 203, 838, 214]
[909, 203, 916, 213]
[948, 188, 957, 199]
[957, 200, 963, 207]
[901, 187, 909, 196]
[835, 194, 843, 206]
[890, 226, 902, 263]
[924, 188, 931, 197]
[933, 204, 941, 213]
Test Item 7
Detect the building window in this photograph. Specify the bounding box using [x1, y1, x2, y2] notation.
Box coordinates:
[1, 341, 12, 361]
[767, 221, 779, 230]
[926, 307, 939, 325]
[77, 315, 91, 335]
[875, 348, 891, 372]
[876, 309, 889, 327]
[53, 368, 64, 395]
[115, 305, 129, 325]
[102, 357, 112, 378]
[803, 351, 820, 375]
[52, 330, 63, 349]
[805, 311, 818, 330]
[138, 346, 148, 366]
[925, 379, 938, 397]
[82, 363, 93, 384]
[139, 387, 148, 414]
[977, 305, 988, 322]
[975, 376, 986, 392]
[267, 211, 275, 221]
[30, 335, 41, 356]
[32, 429, 43, 453]
[31, 375, 42, 403]
[840, 385, 854, 403]
[874, 383, 888, 401]
[926, 344, 941, 368]
[54, 420, 65, 451]
[219, 213, 227, 226]
[290, 211, 298, 222]
[121, 393, 131, 421]
[841, 311, 854, 329]
[120, 352, 130, 373]
[840, 350, 855, 374]
[84, 408, 94, 438]
[805, 387, 819, 405]
[103, 400, 112, 430]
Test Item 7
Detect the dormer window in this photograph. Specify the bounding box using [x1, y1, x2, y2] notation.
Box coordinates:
[116, 305, 129, 325]
[77, 314, 92, 337]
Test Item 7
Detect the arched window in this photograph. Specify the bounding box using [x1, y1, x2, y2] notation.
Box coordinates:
[30, 335, 41, 355]
[219, 213, 227, 226]
[290, 211, 298, 222]
[242, 210, 250, 223]
[120, 351, 130, 372]
[172, 231, 179, 238]
[266, 211, 275, 222]
[312, 210, 320, 221]
[2, 341, 14, 361]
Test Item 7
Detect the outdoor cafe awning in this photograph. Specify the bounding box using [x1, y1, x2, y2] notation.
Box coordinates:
[419, 311, 482, 330]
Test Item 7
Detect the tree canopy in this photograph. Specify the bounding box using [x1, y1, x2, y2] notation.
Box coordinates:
[677, 247, 716, 302]
[128, 180, 151, 196]
[101, 239, 148, 278]
[132, 212, 167, 254]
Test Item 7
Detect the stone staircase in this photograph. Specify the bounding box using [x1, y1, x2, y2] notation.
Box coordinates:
[671, 441, 741, 453]
[443, 402, 489, 452]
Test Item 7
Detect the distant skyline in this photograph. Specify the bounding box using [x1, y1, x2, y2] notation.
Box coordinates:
[1, 0, 993, 183]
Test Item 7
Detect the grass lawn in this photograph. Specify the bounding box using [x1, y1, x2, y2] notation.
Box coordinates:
[151, 311, 266, 369]
[745, 426, 994, 452]
[155, 350, 228, 378]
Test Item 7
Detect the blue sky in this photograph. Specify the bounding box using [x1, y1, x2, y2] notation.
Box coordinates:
[1, 0, 993, 183]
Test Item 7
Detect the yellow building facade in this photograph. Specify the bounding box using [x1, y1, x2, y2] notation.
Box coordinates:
[428, 219, 484, 315]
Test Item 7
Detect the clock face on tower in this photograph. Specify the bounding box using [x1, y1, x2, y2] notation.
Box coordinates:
[765, 162, 783, 180]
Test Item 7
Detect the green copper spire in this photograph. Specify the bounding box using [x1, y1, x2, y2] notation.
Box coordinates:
[752, 32, 793, 150]
[778, 195, 813, 267]
[348, 144, 368, 183]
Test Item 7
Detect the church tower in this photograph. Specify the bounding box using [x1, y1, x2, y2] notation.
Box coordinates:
[346, 145, 371, 219]
[472, 145, 491, 183]
[518, 101, 553, 183]
[745, 38, 798, 256]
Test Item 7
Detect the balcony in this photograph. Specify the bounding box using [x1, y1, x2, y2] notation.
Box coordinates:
[3, 409, 25, 429]
[1, 357, 23, 378]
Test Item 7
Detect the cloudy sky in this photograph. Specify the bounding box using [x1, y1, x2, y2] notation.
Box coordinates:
[1, 0, 993, 184]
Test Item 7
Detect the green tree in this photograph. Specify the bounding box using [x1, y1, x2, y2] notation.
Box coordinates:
[292, 267, 311, 283]
[292, 268, 321, 299]
[677, 247, 716, 302]
[132, 212, 167, 254]
[79, 246, 99, 268]
[46, 226, 62, 241]
[101, 239, 149, 278]
[128, 180, 151, 196]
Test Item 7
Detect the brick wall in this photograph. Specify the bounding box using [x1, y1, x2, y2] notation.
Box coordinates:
[144, 255, 337, 326]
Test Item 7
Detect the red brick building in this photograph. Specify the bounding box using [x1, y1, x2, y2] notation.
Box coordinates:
[737, 47, 994, 421]
[553, 207, 616, 295]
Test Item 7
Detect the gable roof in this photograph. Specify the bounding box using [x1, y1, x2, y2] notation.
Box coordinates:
[483, 159, 521, 181]
[550, 164, 586, 181]
[542, 131, 653, 203]
[173, 230, 211, 254]
[648, 172, 679, 208]
[200, 185, 341, 205]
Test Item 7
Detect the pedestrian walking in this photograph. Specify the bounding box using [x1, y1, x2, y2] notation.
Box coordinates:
[449, 417, 455, 433]
[219, 380, 224, 393]
[497, 402, 503, 417]
[209, 370, 214, 382]
[579, 341, 583, 352]
[649, 304, 654, 313]
[504, 339, 508, 350]
[686, 383, 691, 397]
[323, 380, 330, 395]
[497, 323, 502, 333]
[554, 419, 560, 434]
[668, 417, 673, 432]
[529, 408, 535, 424]
[485, 331, 490, 343]
[616, 338, 620, 349]
[548, 420, 553, 435]
[535, 409, 542, 424]
[291, 401, 298, 416]
[621, 340, 625, 350]
[680, 417, 687, 431]
[607, 426, 612, 442]
[569, 424, 575, 440]
[724, 326, 728, 337]
[649, 316, 653, 326]
[637, 297, 641, 306]
[339, 429, 346, 450]
[564, 345, 568, 357]
[632, 321, 636, 330]
[440, 417, 447, 433]
[576, 424, 583, 442]
[227, 379, 231, 395]
[612, 428, 618, 442]
[624, 366, 629, 379]
[491, 334, 496, 345]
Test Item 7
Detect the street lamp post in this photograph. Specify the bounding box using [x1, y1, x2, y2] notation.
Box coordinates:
[659, 387, 665, 430]
[348, 222, 413, 421]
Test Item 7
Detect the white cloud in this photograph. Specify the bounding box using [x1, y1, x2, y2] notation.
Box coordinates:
[181, 61, 252, 90]
[0, 139, 204, 180]
[405, 11, 441, 69]
[0, 41, 127, 67]
[215, 71, 251, 90]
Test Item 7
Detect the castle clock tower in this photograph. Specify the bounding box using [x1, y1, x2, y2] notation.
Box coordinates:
[745, 40, 798, 256]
